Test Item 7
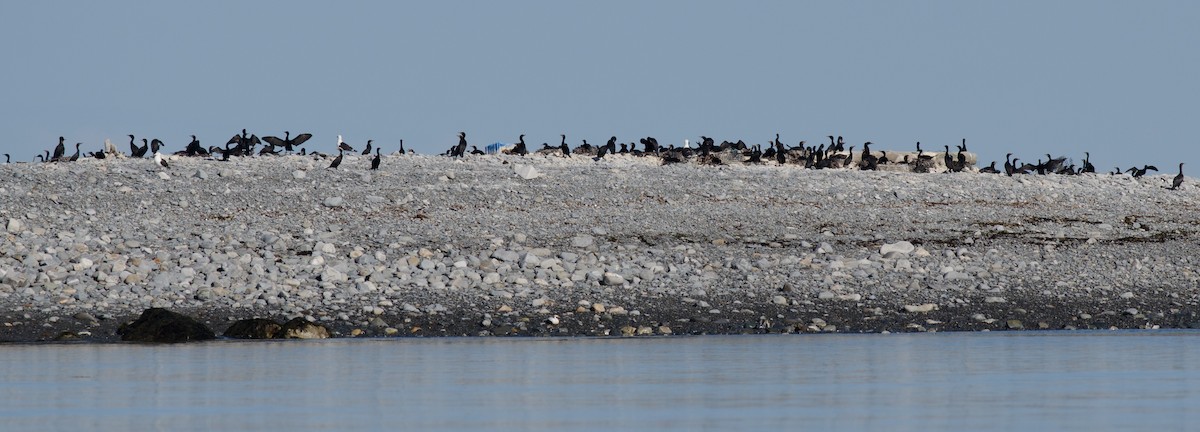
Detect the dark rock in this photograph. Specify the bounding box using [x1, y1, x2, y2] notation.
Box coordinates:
[118, 308, 216, 343]
[224, 318, 283, 339]
[280, 317, 330, 339]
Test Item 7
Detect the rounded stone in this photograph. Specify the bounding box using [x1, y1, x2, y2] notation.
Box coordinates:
[880, 241, 915, 256]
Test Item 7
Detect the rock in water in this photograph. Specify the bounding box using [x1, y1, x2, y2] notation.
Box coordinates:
[118, 308, 216, 343]
[224, 318, 284, 339]
[280, 317, 330, 339]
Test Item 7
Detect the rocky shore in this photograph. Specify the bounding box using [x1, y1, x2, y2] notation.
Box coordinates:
[1, 153, 1198, 343]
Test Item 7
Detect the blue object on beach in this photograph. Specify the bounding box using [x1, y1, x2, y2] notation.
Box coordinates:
[486, 142, 506, 155]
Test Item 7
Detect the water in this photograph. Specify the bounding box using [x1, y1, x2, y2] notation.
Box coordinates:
[3, 331, 1199, 431]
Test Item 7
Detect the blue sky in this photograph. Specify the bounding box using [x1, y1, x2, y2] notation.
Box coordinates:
[2, 1, 1197, 172]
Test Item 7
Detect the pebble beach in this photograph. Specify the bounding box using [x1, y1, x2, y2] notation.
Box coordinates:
[2, 152, 1198, 342]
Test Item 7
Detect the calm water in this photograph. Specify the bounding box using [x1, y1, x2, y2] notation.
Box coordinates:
[2, 331, 1199, 431]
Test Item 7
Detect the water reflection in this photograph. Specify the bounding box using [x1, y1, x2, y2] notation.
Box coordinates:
[2, 331, 1199, 431]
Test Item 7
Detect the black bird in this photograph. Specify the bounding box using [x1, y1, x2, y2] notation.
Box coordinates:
[980, 161, 1000, 174]
[512, 135, 528, 156]
[1043, 154, 1067, 174]
[452, 132, 468, 158]
[371, 148, 381, 170]
[470, 145, 484, 155]
[3, 153, 9, 163]
[1126, 165, 1157, 178]
[52, 137, 66, 161]
[261, 131, 313, 153]
[1081, 152, 1095, 174]
[68, 143, 81, 162]
[183, 135, 208, 156]
[362, 140, 373, 155]
[1170, 163, 1185, 190]
[559, 134, 571, 157]
[133, 139, 150, 158]
[398, 139, 406, 155]
[150, 138, 164, 154]
[128, 135, 138, 156]
[1004, 153, 1016, 176]
[329, 150, 344, 169]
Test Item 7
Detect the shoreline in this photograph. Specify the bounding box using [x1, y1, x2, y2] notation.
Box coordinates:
[1, 154, 1197, 343]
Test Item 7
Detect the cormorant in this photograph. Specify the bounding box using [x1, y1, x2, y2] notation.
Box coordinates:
[979, 161, 1000, 174]
[1126, 165, 1157, 178]
[512, 135, 528, 156]
[329, 150, 344, 169]
[398, 139, 406, 155]
[182, 135, 208, 156]
[362, 140, 373, 155]
[1081, 152, 1095, 174]
[1004, 153, 1015, 176]
[52, 137, 66, 161]
[452, 132, 468, 158]
[858, 142, 877, 170]
[1044, 154, 1067, 174]
[68, 143, 81, 162]
[470, 145, 484, 155]
[559, 135, 571, 157]
[1170, 163, 1185, 190]
[262, 131, 313, 152]
[371, 148, 381, 170]
[133, 139, 150, 158]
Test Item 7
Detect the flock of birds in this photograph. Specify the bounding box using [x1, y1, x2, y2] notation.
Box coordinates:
[3, 131, 1186, 191]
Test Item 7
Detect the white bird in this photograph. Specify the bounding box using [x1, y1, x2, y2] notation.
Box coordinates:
[153, 151, 169, 169]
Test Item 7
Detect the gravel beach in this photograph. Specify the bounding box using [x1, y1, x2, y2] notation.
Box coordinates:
[2, 152, 1198, 342]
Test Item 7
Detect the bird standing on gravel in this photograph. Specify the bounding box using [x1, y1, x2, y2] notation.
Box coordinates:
[329, 149, 344, 169]
[451, 132, 468, 158]
[153, 150, 169, 169]
[1170, 163, 1185, 190]
[51, 137, 66, 161]
[370, 148, 381, 170]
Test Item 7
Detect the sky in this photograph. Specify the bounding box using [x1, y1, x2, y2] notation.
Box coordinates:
[1, 1, 1197, 172]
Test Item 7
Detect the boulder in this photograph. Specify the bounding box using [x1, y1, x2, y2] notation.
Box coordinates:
[223, 318, 284, 339]
[880, 241, 915, 256]
[118, 308, 216, 343]
[514, 164, 543, 180]
[280, 317, 330, 339]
